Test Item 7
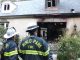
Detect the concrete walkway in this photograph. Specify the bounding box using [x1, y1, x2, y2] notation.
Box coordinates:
[48, 42, 58, 60]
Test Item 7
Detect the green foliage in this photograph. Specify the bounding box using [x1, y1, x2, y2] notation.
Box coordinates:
[0, 26, 6, 41]
[57, 35, 80, 60]
[0, 0, 16, 2]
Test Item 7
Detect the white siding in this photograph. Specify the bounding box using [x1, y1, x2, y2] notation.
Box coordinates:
[7, 18, 80, 37]
[66, 18, 80, 35]
[8, 18, 38, 37]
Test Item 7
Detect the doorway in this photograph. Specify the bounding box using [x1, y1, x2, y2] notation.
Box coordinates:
[37, 22, 66, 42]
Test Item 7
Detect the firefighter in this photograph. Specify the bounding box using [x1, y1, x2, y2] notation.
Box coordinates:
[1, 27, 18, 60]
[19, 25, 50, 60]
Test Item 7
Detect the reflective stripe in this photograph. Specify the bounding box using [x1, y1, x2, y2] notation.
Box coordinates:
[4, 50, 18, 56]
[44, 47, 50, 56]
[19, 49, 49, 56]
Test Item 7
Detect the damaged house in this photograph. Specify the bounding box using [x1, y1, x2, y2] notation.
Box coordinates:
[0, 0, 80, 41]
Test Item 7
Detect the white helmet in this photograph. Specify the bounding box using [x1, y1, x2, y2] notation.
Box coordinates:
[4, 27, 18, 39]
[26, 25, 39, 32]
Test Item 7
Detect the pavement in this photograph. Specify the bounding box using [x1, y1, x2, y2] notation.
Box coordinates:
[48, 42, 58, 60]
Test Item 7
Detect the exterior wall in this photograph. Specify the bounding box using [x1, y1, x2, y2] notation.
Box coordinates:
[7, 17, 80, 38]
[7, 18, 67, 37]
[66, 18, 80, 35]
[66, 19, 74, 35]
[7, 18, 38, 37]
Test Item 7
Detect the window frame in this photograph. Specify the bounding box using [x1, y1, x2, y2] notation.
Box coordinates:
[46, 0, 59, 8]
[0, 19, 9, 29]
[47, 0, 56, 7]
[4, 4, 10, 11]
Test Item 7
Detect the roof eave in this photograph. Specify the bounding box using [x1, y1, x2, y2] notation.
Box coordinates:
[0, 13, 80, 19]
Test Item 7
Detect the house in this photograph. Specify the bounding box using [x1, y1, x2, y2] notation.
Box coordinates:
[0, 0, 80, 41]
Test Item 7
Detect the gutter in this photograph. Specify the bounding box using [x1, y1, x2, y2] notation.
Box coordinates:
[0, 13, 80, 19]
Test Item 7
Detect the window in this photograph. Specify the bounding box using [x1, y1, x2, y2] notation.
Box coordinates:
[4, 4, 10, 10]
[1, 1, 17, 13]
[46, 0, 59, 8]
[4, 5, 7, 10]
[0, 19, 9, 29]
[0, 23, 9, 29]
[47, 0, 55, 7]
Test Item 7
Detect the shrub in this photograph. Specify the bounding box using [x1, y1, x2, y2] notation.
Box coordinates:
[57, 35, 80, 60]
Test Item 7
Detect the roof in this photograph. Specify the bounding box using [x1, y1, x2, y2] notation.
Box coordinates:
[0, 0, 80, 18]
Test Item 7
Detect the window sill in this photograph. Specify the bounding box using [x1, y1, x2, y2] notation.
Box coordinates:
[45, 7, 58, 11]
